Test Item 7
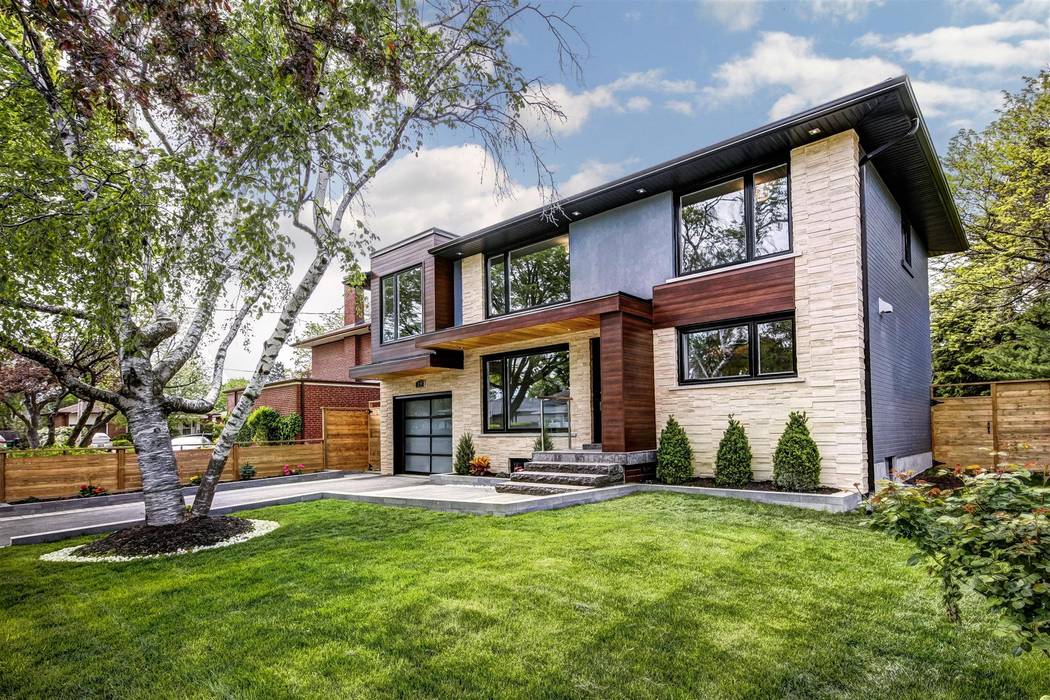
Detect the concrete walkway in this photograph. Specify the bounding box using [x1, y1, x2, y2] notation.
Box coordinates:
[0, 473, 539, 546]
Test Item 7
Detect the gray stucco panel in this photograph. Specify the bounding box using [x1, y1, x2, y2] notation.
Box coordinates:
[569, 191, 674, 301]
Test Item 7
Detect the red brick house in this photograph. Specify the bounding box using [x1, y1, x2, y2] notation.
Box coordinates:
[225, 284, 379, 440]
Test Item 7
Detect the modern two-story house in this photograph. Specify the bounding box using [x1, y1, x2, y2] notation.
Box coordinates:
[348, 76, 966, 493]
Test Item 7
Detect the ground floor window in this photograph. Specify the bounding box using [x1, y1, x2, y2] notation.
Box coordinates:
[678, 314, 796, 384]
[483, 344, 570, 433]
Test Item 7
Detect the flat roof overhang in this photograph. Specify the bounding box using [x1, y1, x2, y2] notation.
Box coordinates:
[348, 351, 463, 380]
[294, 322, 371, 348]
[415, 293, 653, 351]
[429, 75, 966, 260]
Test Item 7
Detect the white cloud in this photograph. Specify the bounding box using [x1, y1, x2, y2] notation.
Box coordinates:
[534, 69, 701, 135]
[706, 32, 902, 119]
[697, 0, 763, 31]
[624, 9, 642, 22]
[665, 99, 696, 116]
[953, 0, 1050, 20]
[858, 19, 1049, 69]
[625, 95, 652, 112]
[804, 0, 884, 21]
[698, 0, 885, 29]
[910, 80, 1004, 117]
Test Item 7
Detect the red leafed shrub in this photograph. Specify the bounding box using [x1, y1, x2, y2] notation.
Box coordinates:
[77, 483, 107, 498]
[468, 456, 492, 476]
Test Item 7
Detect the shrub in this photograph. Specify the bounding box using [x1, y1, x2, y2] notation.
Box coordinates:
[239, 463, 256, 480]
[275, 413, 302, 442]
[468, 455, 492, 476]
[244, 406, 281, 442]
[656, 416, 693, 484]
[77, 483, 107, 498]
[715, 415, 753, 488]
[111, 439, 133, 448]
[453, 433, 476, 475]
[868, 467, 1050, 656]
[772, 411, 821, 492]
[533, 433, 553, 452]
[282, 464, 304, 476]
[188, 474, 202, 486]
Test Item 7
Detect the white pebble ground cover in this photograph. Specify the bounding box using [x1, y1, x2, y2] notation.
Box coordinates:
[40, 519, 280, 563]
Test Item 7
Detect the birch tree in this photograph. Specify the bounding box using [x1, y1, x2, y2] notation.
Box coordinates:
[0, 0, 579, 527]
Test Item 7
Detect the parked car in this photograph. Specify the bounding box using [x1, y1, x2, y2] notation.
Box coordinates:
[90, 432, 112, 449]
[171, 435, 213, 451]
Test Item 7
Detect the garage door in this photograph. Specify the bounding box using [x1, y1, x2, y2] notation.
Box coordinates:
[396, 393, 453, 474]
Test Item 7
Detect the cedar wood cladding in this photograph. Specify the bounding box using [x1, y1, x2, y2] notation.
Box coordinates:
[369, 231, 455, 364]
[599, 310, 657, 452]
[650, 257, 795, 329]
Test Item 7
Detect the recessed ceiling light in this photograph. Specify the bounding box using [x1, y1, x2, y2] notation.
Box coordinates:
[808, 127, 822, 136]
[571, 211, 582, 217]
[636, 187, 647, 194]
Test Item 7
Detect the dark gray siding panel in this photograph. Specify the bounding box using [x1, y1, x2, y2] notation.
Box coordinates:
[865, 164, 932, 465]
[569, 191, 674, 301]
[452, 259, 462, 326]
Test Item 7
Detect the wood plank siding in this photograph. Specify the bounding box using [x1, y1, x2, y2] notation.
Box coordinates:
[651, 256, 795, 329]
[416, 292, 652, 351]
[600, 310, 657, 452]
[369, 230, 457, 365]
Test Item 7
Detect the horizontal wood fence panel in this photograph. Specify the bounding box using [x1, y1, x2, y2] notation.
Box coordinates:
[1, 441, 330, 502]
[238, 442, 325, 478]
[323, 408, 370, 471]
[932, 380, 1050, 469]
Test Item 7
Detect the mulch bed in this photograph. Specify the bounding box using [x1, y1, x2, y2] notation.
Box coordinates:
[906, 469, 966, 489]
[76, 517, 252, 557]
[673, 477, 841, 495]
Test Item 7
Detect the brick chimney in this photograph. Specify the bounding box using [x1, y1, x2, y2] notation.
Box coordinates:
[343, 285, 361, 326]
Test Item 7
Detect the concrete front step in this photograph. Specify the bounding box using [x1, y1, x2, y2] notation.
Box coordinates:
[494, 482, 594, 496]
[525, 461, 624, 476]
[510, 470, 620, 488]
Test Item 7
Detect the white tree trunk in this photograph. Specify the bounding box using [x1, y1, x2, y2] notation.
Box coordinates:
[125, 401, 186, 526]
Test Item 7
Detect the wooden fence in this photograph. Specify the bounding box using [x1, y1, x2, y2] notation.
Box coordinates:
[321, 407, 370, 472]
[932, 379, 1050, 468]
[0, 439, 327, 503]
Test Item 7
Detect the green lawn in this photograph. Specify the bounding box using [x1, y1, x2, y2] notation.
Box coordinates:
[1, 494, 1047, 699]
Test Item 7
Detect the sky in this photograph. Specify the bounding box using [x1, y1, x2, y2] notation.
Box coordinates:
[217, 0, 1050, 379]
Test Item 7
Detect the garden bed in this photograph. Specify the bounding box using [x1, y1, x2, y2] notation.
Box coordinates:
[40, 518, 279, 562]
[672, 477, 841, 495]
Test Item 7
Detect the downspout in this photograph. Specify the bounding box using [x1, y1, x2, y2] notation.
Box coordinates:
[859, 161, 877, 496]
[859, 118, 919, 167]
[298, 380, 305, 441]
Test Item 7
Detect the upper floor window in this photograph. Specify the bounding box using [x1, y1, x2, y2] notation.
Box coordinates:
[486, 235, 570, 317]
[678, 164, 790, 276]
[380, 265, 423, 342]
[678, 314, 796, 384]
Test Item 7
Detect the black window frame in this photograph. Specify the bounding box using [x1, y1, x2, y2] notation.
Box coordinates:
[379, 264, 424, 344]
[677, 313, 797, 386]
[900, 211, 913, 274]
[481, 343, 570, 434]
[484, 235, 570, 319]
[675, 161, 793, 277]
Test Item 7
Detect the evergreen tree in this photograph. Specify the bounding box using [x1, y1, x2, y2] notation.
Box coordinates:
[454, 432, 476, 476]
[656, 416, 694, 484]
[772, 412, 821, 492]
[714, 415, 752, 488]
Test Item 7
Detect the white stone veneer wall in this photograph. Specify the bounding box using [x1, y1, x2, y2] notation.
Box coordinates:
[652, 130, 869, 490]
[379, 329, 596, 474]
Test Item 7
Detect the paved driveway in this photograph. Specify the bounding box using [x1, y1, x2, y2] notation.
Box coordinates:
[0, 474, 538, 546]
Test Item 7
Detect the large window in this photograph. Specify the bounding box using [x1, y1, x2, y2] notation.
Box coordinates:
[679, 315, 796, 384]
[380, 265, 423, 343]
[483, 345, 569, 433]
[678, 164, 790, 275]
[486, 236, 570, 317]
